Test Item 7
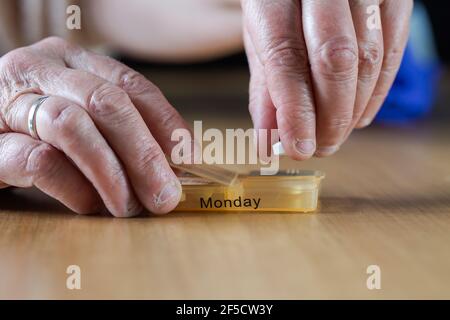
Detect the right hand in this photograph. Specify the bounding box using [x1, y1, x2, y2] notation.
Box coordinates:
[0, 37, 190, 217]
[243, 0, 412, 159]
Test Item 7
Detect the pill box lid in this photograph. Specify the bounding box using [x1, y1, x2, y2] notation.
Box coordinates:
[168, 160, 239, 186]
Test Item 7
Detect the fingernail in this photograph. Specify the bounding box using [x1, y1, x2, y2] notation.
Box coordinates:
[315, 145, 340, 157]
[357, 118, 372, 128]
[294, 139, 316, 155]
[153, 180, 182, 211]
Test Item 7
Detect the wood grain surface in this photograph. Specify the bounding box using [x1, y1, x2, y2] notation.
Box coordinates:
[0, 67, 450, 300]
[1, 119, 449, 299]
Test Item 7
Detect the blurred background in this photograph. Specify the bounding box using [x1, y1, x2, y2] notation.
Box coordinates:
[117, 0, 448, 130]
[0, 0, 447, 129]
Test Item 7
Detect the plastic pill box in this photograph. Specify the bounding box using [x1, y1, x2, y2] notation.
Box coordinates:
[173, 166, 325, 213]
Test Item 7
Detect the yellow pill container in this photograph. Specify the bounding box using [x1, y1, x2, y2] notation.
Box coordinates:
[173, 167, 325, 213]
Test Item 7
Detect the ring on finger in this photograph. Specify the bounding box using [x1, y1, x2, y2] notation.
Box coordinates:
[27, 95, 50, 140]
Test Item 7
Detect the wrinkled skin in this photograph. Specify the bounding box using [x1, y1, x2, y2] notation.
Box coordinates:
[243, 0, 413, 158]
[0, 0, 413, 216]
[0, 38, 188, 217]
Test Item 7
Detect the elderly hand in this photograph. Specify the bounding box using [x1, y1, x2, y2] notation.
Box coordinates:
[242, 0, 413, 159]
[0, 37, 190, 217]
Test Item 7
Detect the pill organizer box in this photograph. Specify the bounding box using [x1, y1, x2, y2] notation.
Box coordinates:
[173, 167, 325, 213]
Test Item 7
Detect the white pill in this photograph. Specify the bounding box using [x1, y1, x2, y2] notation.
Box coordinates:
[272, 142, 286, 156]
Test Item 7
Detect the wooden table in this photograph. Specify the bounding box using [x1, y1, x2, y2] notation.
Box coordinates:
[1, 66, 450, 299]
[1, 119, 449, 299]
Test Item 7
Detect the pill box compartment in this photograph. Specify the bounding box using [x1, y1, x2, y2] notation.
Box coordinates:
[175, 170, 325, 213]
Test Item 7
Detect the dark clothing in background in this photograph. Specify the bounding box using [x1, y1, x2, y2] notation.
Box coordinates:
[423, 1, 450, 63]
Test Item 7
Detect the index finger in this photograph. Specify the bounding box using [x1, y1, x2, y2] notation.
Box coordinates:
[242, 0, 317, 160]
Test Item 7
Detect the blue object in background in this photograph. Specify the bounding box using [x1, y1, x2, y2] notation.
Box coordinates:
[376, 2, 441, 124]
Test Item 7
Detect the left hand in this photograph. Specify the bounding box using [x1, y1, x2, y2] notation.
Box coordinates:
[242, 0, 413, 159]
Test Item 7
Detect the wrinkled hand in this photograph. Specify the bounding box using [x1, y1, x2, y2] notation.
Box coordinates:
[0, 37, 190, 217]
[243, 0, 413, 159]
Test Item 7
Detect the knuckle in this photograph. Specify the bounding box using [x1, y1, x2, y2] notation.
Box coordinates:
[383, 46, 405, 74]
[264, 38, 310, 76]
[311, 36, 358, 80]
[136, 143, 165, 173]
[48, 104, 86, 138]
[25, 143, 60, 180]
[0, 48, 33, 77]
[36, 36, 71, 51]
[88, 83, 132, 119]
[40, 36, 67, 46]
[118, 69, 156, 96]
[285, 106, 316, 124]
[277, 105, 315, 138]
[108, 162, 128, 186]
[159, 107, 181, 130]
[31, 37, 82, 61]
[323, 115, 353, 131]
[358, 41, 383, 80]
